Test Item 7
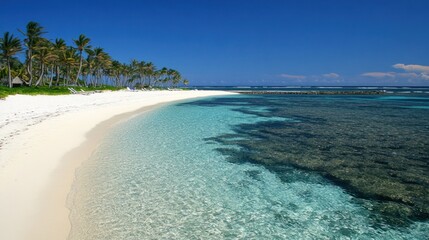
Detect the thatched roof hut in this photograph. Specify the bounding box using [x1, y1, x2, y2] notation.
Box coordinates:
[12, 77, 23, 86]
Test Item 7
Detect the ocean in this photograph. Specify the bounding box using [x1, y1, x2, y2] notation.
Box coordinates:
[68, 87, 429, 239]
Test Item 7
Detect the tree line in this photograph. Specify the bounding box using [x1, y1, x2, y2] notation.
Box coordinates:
[0, 21, 189, 89]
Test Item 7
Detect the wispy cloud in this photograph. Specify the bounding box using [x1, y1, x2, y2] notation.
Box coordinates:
[361, 72, 396, 78]
[393, 64, 429, 73]
[421, 73, 429, 80]
[279, 74, 306, 80]
[361, 68, 429, 83]
[397, 72, 418, 78]
[362, 63, 429, 82]
[322, 73, 340, 78]
[277, 72, 343, 84]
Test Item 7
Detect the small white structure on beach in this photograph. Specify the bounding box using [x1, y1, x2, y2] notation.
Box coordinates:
[12, 77, 24, 86]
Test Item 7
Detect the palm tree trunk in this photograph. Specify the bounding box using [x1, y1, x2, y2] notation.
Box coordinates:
[56, 65, 60, 86]
[95, 74, 99, 87]
[64, 67, 69, 86]
[27, 50, 33, 86]
[63, 72, 67, 86]
[84, 73, 88, 87]
[75, 52, 83, 84]
[49, 66, 54, 88]
[87, 66, 92, 86]
[66, 68, 71, 86]
[7, 58, 12, 88]
[35, 63, 45, 86]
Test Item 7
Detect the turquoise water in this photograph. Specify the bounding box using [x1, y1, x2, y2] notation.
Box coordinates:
[68, 94, 429, 239]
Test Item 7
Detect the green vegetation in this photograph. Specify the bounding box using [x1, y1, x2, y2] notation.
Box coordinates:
[0, 21, 189, 90]
[1, 32, 23, 88]
[0, 86, 68, 98]
[0, 85, 121, 99]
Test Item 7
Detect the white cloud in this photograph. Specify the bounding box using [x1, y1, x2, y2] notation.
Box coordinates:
[393, 64, 429, 73]
[421, 73, 429, 80]
[397, 72, 418, 78]
[279, 74, 306, 80]
[361, 69, 429, 82]
[322, 73, 340, 78]
[361, 72, 396, 78]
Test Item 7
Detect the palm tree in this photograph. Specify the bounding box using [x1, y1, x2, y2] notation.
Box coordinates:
[129, 59, 140, 86]
[0, 32, 23, 88]
[2, 22, 188, 90]
[73, 34, 91, 85]
[83, 48, 95, 86]
[89, 47, 112, 87]
[156, 67, 168, 87]
[52, 38, 66, 87]
[170, 69, 182, 87]
[59, 47, 78, 86]
[144, 62, 156, 87]
[34, 38, 56, 86]
[20, 21, 45, 86]
[46, 53, 59, 88]
[109, 60, 121, 87]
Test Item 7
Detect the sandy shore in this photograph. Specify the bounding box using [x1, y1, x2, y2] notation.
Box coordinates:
[0, 90, 235, 240]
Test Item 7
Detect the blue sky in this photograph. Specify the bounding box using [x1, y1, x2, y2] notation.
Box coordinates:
[1, 0, 429, 86]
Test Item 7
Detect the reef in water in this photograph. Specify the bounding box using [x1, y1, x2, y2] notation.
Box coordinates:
[184, 95, 429, 225]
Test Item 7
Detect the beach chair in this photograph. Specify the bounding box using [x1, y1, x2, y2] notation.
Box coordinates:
[126, 87, 137, 92]
[68, 87, 91, 95]
[80, 89, 94, 95]
[68, 88, 79, 94]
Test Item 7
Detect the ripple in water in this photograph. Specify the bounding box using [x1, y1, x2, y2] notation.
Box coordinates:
[68, 96, 429, 239]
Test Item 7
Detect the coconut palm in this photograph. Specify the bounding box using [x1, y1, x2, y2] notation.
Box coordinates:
[0, 52, 5, 79]
[52, 38, 66, 87]
[144, 62, 156, 87]
[129, 59, 140, 86]
[109, 60, 121, 87]
[73, 34, 91, 85]
[170, 69, 182, 87]
[2, 21, 189, 90]
[83, 48, 96, 86]
[156, 67, 168, 87]
[34, 38, 57, 86]
[0, 32, 23, 88]
[121, 63, 132, 87]
[59, 47, 78, 86]
[46, 53, 59, 88]
[89, 47, 112, 87]
[20, 21, 45, 86]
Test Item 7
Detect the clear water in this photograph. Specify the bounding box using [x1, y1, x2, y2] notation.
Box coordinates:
[68, 94, 429, 239]
[191, 86, 429, 95]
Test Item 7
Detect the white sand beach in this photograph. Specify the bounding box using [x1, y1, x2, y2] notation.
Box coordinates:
[0, 90, 235, 240]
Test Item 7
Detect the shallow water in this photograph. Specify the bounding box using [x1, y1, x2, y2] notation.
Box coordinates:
[69, 94, 429, 239]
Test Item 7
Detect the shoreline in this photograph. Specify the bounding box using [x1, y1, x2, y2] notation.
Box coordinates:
[0, 90, 236, 240]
